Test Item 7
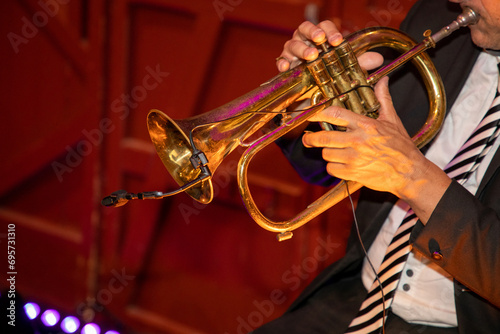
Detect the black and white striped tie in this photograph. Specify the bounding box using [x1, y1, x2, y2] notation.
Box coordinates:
[345, 71, 500, 334]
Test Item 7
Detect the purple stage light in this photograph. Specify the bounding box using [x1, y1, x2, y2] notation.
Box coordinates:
[105, 331, 120, 334]
[82, 323, 101, 334]
[24, 302, 41, 320]
[60, 316, 80, 333]
[41, 309, 60, 326]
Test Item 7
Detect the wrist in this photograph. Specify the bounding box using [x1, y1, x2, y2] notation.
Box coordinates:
[397, 152, 452, 223]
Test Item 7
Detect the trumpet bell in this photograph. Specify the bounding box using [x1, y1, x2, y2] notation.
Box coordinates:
[147, 109, 214, 203]
[147, 62, 319, 205]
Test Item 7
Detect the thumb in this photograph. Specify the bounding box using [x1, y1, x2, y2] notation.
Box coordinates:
[374, 76, 397, 122]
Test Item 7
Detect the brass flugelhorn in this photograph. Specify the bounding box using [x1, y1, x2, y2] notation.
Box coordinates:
[102, 8, 478, 241]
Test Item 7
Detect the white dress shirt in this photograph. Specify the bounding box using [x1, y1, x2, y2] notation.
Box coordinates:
[361, 51, 500, 327]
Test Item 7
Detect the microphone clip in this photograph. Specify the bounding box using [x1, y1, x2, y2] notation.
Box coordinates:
[101, 190, 163, 207]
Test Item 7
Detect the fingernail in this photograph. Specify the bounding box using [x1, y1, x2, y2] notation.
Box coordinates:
[312, 29, 325, 41]
[305, 48, 318, 60]
[329, 33, 343, 46]
[279, 62, 289, 72]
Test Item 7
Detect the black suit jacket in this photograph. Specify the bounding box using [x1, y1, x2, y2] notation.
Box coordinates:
[276, 1, 500, 333]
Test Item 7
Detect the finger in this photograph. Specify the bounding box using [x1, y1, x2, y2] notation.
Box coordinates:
[302, 123, 353, 149]
[323, 147, 350, 164]
[302, 130, 346, 149]
[325, 161, 352, 180]
[277, 20, 343, 72]
[306, 105, 360, 128]
[374, 76, 391, 104]
[357, 52, 384, 71]
[295, 21, 329, 45]
[276, 55, 292, 72]
[280, 38, 318, 65]
[277, 37, 318, 72]
[373, 77, 398, 123]
[316, 20, 343, 46]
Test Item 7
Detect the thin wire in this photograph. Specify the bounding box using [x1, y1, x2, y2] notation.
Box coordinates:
[345, 181, 386, 334]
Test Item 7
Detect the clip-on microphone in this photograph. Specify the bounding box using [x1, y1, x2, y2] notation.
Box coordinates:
[101, 149, 211, 207]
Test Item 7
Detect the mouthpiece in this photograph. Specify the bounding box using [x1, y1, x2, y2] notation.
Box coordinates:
[457, 7, 479, 27]
[430, 8, 478, 44]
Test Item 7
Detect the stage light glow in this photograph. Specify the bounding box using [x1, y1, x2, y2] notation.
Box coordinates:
[24, 302, 41, 320]
[82, 323, 101, 334]
[41, 309, 60, 326]
[21, 301, 114, 334]
[60, 316, 80, 333]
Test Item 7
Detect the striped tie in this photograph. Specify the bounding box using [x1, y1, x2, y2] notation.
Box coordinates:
[345, 71, 500, 334]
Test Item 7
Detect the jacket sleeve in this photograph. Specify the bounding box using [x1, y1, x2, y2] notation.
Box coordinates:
[410, 176, 500, 308]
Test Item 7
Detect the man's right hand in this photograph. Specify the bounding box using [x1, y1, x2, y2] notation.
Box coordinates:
[276, 20, 383, 73]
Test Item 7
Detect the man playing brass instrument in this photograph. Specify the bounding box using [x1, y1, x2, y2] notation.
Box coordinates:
[253, 0, 500, 333]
